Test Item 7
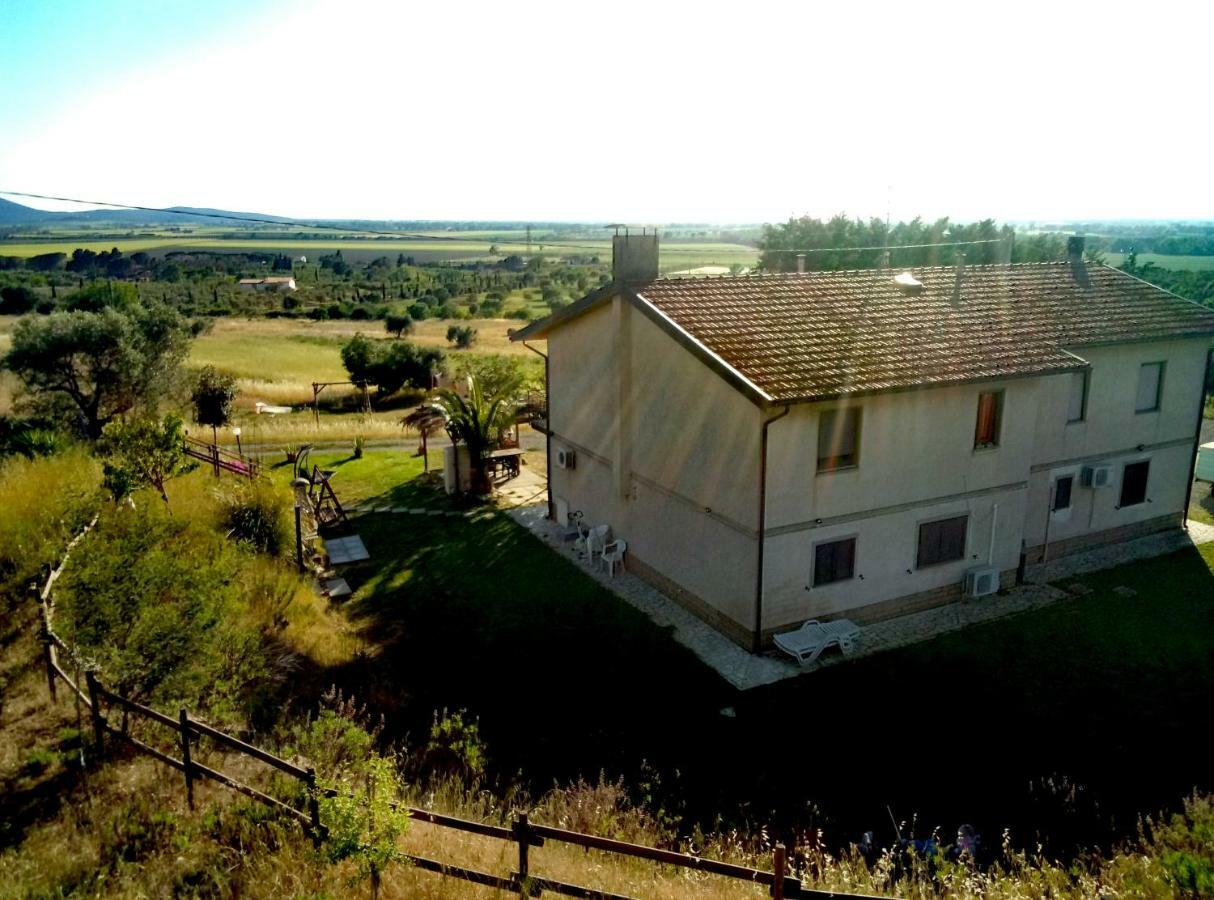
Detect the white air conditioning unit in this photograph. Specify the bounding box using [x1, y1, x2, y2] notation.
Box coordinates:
[964, 565, 999, 599]
[1080, 464, 1112, 488]
[556, 447, 577, 470]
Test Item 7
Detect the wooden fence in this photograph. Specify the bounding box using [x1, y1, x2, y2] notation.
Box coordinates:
[182, 435, 259, 479]
[33, 530, 891, 900]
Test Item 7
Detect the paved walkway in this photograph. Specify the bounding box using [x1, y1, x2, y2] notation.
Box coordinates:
[509, 504, 1214, 691]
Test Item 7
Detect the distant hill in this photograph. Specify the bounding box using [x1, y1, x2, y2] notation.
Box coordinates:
[0, 197, 298, 228]
[0, 197, 58, 225]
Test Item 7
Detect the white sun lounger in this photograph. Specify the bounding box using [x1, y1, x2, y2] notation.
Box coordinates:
[773, 618, 861, 665]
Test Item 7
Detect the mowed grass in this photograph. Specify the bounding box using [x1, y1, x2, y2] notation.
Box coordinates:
[1104, 252, 1214, 271]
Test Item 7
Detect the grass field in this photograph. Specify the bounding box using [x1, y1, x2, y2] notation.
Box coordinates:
[1103, 252, 1214, 270]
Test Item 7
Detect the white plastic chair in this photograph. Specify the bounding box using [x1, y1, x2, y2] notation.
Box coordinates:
[585, 525, 610, 564]
[600, 539, 627, 577]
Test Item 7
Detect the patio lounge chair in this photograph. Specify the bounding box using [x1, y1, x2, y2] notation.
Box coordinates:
[773, 618, 861, 665]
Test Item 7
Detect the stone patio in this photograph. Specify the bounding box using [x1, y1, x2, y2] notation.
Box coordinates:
[510, 503, 1214, 691]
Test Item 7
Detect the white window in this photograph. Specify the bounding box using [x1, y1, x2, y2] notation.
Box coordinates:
[1067, 371, 1088, 423]
[1135, 362, 1164, 413]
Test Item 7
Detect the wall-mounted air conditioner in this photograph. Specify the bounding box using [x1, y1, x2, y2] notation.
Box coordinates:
[964, 565, 999, 599]
[1080, 464, 1112, 488]
[556, 447, 577, 470]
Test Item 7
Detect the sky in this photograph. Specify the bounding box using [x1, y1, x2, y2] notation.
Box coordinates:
[1, 0, 1211, 224]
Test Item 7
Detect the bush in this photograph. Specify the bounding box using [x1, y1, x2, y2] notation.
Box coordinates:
[221, 479, 292, 556]
[0, 285, 37, 314]
[446, 324, 477, 349]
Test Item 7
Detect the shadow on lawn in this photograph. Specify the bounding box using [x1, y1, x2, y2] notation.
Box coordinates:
[297, 481, 1214, 857]
[307, 488, 732, 805]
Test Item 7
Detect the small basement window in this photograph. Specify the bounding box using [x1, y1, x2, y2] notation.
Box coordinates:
[817, 408, 861, 471]
[1053, 475, 1074, 512]
[1120, 460, 1150, 507]
[917, 515, 968, 568]
[974, 391, 1003, 449]
[813, 537, 856, 587]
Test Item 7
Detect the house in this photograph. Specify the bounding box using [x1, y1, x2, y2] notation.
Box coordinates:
[511, 232, 1214, 651]
[238, 276, 296, 292]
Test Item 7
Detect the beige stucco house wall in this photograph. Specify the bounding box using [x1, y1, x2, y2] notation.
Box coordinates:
[547, 296, 763, 641]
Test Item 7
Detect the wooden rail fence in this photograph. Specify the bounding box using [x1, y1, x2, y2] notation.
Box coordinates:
[33, 528, 892, 900]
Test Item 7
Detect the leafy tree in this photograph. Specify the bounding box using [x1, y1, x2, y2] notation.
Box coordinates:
[63, 280, 140, 313]
[0, 285, 37, 314]
[191, 366, 238, 444]
[340, 334, 442, 396]
[446, 324, 477, 349]
[384, 311, 412, 338]
[98, 414, 187, 507]
[3, 305, 191, 438]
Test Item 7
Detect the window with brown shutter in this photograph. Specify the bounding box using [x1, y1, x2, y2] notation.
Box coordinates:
[917, 515, 968, 568]
[974, 391, 1003, 449]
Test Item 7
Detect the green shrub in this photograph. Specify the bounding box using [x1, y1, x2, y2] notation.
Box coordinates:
[221, 478, 292, 556]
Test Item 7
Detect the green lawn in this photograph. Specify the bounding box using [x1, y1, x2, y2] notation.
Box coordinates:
[283, 449, 1214, 851]
[268, 448, 451, 509]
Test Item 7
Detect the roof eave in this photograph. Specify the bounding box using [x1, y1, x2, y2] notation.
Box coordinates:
[507, 283, 616, 342]
[768, 359, 1091, 407]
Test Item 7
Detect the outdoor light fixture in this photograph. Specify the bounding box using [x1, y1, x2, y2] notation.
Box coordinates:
[233, 426, 243, 455]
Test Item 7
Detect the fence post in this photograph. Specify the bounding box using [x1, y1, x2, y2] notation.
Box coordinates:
[772, 842, 786, 900]
[35, 588, 57, 702]
[85, 670, 105, 754]
[514, 811, 530, 898]
[212, 444, 221, 478]
[306, 767, 322, 846]
[179, 708, 194, 811]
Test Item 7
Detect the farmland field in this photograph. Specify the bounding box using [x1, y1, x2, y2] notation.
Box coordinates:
[0, 233, 759, 272]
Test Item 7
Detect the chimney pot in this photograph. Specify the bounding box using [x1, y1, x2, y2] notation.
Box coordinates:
[796, 253, 806, 274]
[1067, 235, 1091, 286]
[1067, 235, 1085, 259]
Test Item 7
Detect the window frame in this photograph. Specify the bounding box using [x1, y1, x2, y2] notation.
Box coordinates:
[810, 535, 858, 588]
[915, 514, 969, 570]
[1066, 370, 1089, 424]
[1119, 459, 1150, 508]
[816, 406, 862, 473]
[1134, 362, 1165, 414]
[973, 390, 1004, 450]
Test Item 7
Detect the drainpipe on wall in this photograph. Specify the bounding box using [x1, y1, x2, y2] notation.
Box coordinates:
[523, 341, 553, 521]
[753, 405, 791, 653]
[1183, 346, 1214, 529]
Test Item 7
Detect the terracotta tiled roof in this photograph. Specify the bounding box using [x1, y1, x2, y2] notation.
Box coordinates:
[632, 263, 1214, 403]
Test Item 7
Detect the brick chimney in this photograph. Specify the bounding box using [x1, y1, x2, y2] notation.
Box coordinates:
[612, 228, 659, 285]
[1067, 235, 1090, 287]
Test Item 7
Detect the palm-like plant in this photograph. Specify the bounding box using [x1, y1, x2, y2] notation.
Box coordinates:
[400, 404, 446, 473]
[424, 375, 522, 494]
